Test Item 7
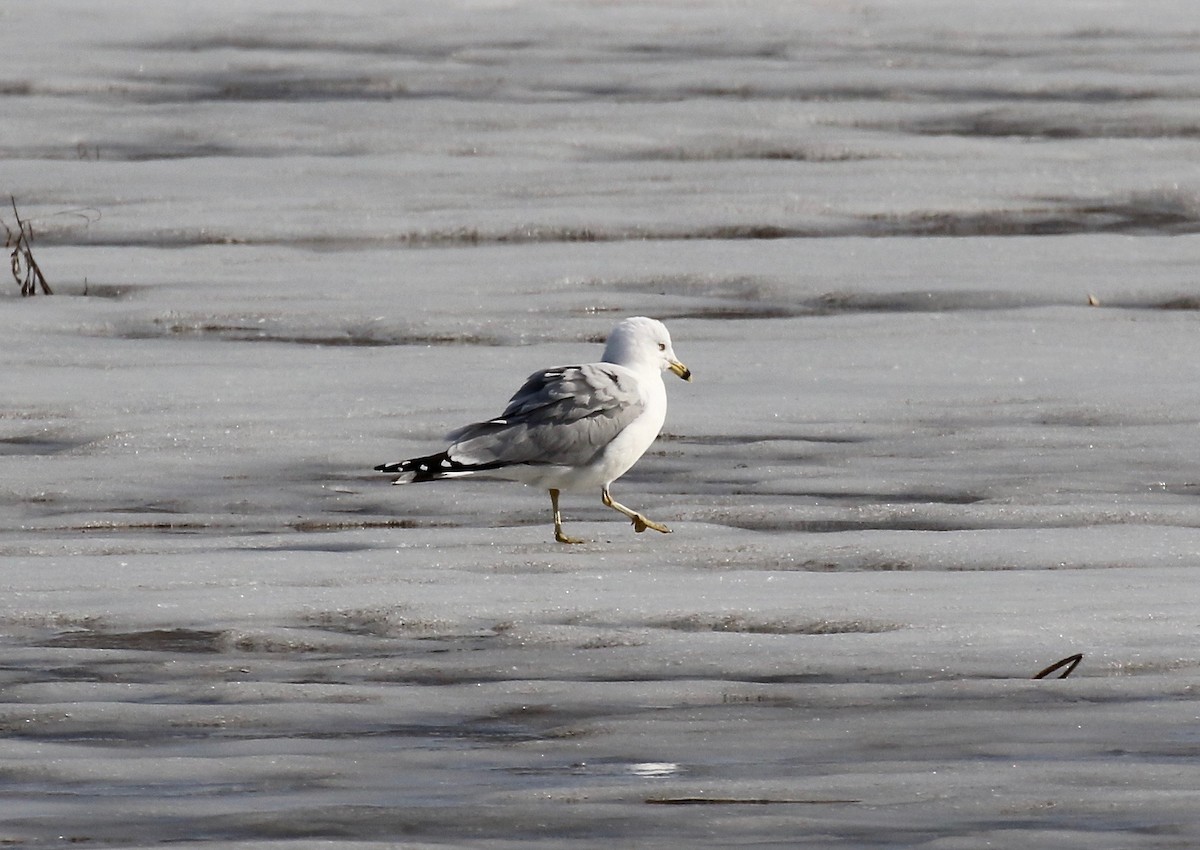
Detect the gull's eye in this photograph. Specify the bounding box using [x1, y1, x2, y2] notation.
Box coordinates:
[658, 342, 666, 351]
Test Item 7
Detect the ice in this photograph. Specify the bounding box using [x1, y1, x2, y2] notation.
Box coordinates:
[3, 1, 1200, 847]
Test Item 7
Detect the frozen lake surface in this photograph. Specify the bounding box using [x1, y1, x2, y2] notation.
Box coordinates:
[3, 1, 1200, 846]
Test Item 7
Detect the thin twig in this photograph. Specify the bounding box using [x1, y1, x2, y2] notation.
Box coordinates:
[4, 196, 53, 296]
[1033, 652, 1083, 679]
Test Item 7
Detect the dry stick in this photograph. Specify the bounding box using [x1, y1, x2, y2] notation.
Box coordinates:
[5, 196, 52, 296]
[1033, 652, 1083, 680]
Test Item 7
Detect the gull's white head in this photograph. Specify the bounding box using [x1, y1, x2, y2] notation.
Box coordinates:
[601, 316, 691, 381]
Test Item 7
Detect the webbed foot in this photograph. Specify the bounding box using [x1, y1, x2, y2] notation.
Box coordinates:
[631, 514, 671, 534]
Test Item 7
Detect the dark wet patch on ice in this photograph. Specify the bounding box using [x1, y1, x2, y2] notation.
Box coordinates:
[1100, 295, 1200, 311]
[253, 539, 378, 554]
[139, 34, 540, 57]
[117, 71, 418, 104]
[596, 273, 799, 311]
[39, 191, 1200, 251]
[781, 558, 917, 573]
[1, 141, 279, 162]
[649, 615, 902, 635]
[660, 304, 806, 320]
[598, 273, 1075, 318]
[1030, 192, 1200, 235]
[63, 519, 218, 534]
[716, 192, 1200, 239]
[0, 434, 91, 456]
[804, 289, 1058, 313]
[298, 608, 485, 640]
[271, 716, 554, 745]
[859, 198, 1200, 238]
[58, 501, 218, 534]
[1158, 482, 1200, 499]
[77, 282, 140, 299]
[104, 46, 1194, 110]
[662, 432, 869, 446]
[1036, 409, 1136, 428]
[108, 501, 191, 515]
[618, 39, 795, 60]
[712, 515, 979, 534]
[290, 517, 453, 533]
[1155, 296, 1200, 310]
[302, 612, 401, 638]
[5, 711, 547, 747]
[99, 317, 510, 347]
[590, 271, 1111, 315]
[703, 290, 1056, 316]
[891, 108, 1200, 140]
[41, 627, 225, 653]
[601, 143, 875, 163]
[794, 490, 985, 506]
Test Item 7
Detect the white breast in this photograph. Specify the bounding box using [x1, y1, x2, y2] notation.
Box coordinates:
[589, 370, 667, 487]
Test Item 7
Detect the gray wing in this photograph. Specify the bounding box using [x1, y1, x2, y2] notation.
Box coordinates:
[444, 364, 645, 467]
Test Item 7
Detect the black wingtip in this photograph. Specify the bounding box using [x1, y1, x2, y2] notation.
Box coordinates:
[375, 450, 511, 483]
[374, 451, 456, 483]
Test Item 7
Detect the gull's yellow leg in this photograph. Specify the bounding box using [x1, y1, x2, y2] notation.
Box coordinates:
[550, 489, 586, 544]
[601, 486, 671, 534]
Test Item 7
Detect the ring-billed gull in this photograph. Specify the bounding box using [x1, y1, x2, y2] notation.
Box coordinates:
[375, 316, 691, 544]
